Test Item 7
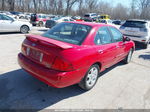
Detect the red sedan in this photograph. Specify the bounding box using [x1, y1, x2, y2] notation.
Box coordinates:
[18, 22, 135, 90]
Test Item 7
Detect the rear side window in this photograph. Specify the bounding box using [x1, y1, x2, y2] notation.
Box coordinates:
[42, 23, 91, 45]
[109, 27, 123, 42]
[123, 21, 147, 28]
[94, 27, 112, 45]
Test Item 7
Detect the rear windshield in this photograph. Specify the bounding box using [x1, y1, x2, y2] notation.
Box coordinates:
[38, 15, 46, 18]
[84, 15, 90, 17]
[122, 21, 147, 28]
[42, 23, 92, 45]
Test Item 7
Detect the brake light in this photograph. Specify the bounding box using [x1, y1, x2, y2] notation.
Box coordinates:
[21, 44, 26, 54]
[51, 57, 74, 71]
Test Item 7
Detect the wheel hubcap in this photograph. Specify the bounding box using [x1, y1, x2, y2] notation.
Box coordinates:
[127, 50, 132, 62]
[86, 67, 98, 87]
[21, 26, 28, 33]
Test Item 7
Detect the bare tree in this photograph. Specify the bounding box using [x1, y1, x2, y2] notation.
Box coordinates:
[33, 0, 37, 13]
[1, 0, 5, 10]
[65, 0, 79, 15]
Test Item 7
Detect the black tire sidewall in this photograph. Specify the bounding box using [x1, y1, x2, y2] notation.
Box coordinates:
[124, 48, 133, 64]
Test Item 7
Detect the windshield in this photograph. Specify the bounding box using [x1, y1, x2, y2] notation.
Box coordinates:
[122, 21, 147, 28]
[42, 23, 92, 45]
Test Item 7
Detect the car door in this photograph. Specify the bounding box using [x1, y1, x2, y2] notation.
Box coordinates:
[94, 26, 118, 68]
[108, 26, 126, 62]
[1, 14, 18, 32]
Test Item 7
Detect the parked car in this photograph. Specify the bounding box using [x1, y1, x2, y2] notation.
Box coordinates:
[84, 13, 98, 22]
[30, 14, 48, 26]
[99, 19, 113, 25]
[0, 13, 32, 33]
[18, 22, 135, 90]
[113, 20, 121, 25]
[120, 19, 150, 49]
[45, 17, 74, 28]
[10, 11, 26, 19]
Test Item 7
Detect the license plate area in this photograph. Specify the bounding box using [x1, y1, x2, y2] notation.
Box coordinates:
[27, 47, 43, 62]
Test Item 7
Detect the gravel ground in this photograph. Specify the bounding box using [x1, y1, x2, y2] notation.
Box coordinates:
[0, 27, 150, 110]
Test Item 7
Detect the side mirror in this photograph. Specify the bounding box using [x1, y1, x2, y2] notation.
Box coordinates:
[123, 36, 131, 42]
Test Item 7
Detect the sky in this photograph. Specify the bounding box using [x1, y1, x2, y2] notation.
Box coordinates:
[102, 0, 131, 7]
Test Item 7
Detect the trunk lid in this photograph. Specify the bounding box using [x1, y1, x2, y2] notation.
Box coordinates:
[22, 35, 75, 69]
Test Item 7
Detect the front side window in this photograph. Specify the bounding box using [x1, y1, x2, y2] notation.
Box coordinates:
[42, 23, 91, 45]
[109, 27, 123, 42]
[94, 27, 112, 45]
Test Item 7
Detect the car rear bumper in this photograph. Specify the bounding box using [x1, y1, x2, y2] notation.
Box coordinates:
[18, 53, 86, 88]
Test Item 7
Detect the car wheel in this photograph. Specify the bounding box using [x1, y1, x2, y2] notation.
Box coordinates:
[38, 21, 43, 27]
[20, 25, 29, 34]
[123, 48, 133, 64]
[79, 64, 99, 90]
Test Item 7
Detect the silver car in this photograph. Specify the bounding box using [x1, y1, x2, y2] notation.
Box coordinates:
[120, 19, 150, 49]
[0, 13, 32, 33]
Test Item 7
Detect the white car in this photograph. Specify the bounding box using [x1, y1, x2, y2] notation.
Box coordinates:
[120, 19, 150, 49]
[0, 13, 32, 33]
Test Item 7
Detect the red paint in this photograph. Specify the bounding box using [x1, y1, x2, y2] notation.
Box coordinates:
[18, 22, 135, 88]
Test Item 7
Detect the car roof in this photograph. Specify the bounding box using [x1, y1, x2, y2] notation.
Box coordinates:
[85, 13, 97, 15]
[66, 21, 113, 27]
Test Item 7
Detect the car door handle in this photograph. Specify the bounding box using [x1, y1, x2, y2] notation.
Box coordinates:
[98, 50, 103, 54]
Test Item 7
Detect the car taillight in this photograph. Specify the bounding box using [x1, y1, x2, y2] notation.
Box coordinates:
[21, 44, 26, 55]
[51, 57, 74, 71]
[120, 26, 125, 30]
[140, 28, 148, 32]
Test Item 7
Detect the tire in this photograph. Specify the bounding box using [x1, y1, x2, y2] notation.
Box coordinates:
[38, 21, 44, 27]
[123, 48, 133, 64]
[78, 64, 100, 91]
[143, 42, 149, 49]
[20, 25, 29, 34]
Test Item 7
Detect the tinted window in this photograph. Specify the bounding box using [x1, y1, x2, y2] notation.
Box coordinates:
[0, 14, 2, 20]
[42, 23, 91, 45]
[63, 19, 69, 21]
[1, 15, 13, 20]
[84, 15, 90, 17]
[100, 20, 106, 23]
[91, 14, 97, 16]
[94, 27, 112, 45]
[122, 21, 147, 28]
[109, 27, 123, 42]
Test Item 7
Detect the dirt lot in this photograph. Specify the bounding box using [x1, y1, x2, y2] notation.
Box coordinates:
[0, 27, 150, 110]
